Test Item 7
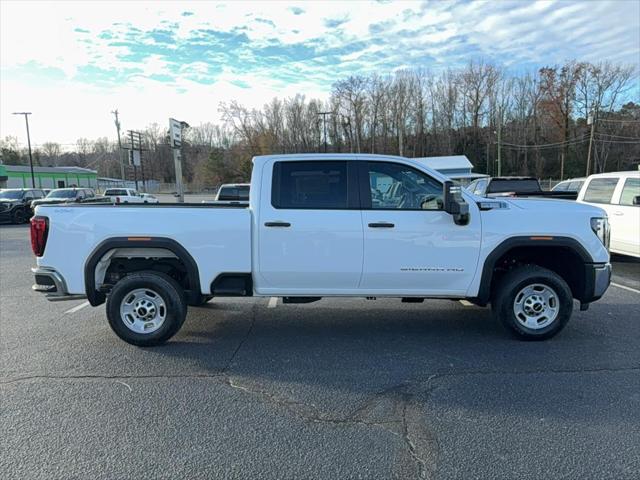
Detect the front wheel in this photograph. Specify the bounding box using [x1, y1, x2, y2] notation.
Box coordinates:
[492, 265, 573, 341]
[106, 271, 187, 346]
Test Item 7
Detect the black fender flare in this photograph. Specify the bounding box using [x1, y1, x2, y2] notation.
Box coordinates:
[84, 237, 201, 306]
[475, 236, 593, 305]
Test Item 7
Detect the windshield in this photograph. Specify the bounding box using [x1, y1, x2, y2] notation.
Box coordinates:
[46, 189, 77, 199]
[0, 190, 24, 200]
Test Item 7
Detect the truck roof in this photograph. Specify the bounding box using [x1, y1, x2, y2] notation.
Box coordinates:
[253, 153, 407, 162]
[252, 153, 449, 183]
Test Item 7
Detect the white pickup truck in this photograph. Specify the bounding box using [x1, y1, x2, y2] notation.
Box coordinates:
[31, 154, 611, 346]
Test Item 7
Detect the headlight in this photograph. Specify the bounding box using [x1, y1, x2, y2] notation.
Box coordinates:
[591, 217, 610, 250]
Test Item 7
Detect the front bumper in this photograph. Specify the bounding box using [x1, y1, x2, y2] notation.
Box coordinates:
[32, 267, 86, 302]
[581, 262, 611, 305]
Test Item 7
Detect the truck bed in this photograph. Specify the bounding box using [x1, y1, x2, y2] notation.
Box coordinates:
[35, 203, 252, 295]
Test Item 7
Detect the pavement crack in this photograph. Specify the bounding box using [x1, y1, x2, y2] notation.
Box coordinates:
[402, 398, 428, 480]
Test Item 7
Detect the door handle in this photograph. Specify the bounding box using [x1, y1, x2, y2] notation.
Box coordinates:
[368, 222, 395, 228]
[264, 221, 291, 227]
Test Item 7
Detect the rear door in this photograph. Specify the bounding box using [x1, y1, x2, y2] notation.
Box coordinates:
[256, 160, 363, 293]
[358, 161, 481, 295]
[613, 177, 640, 256]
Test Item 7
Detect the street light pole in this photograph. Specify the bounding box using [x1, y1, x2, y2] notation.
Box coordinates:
[12, 112, 35, 188]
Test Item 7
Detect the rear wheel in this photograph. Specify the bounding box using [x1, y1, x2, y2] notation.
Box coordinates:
[492, 265, 573, 340]
[106, 271, 187, 346]
[11, 208, 27, 224]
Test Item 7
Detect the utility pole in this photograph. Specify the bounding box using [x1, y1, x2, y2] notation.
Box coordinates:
[136, 131, 146, 192]
[586, 111, 596, 176]
[111, 109, 126, 184]
[496, 112, 502, 177]
[169, 118, 188, 203]
[127, 130, 142, 191]
[318, 111, 332, 153]
[12, 112, 35, 188]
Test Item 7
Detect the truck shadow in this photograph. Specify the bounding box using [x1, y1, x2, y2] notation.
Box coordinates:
[144, 298, 639, 423]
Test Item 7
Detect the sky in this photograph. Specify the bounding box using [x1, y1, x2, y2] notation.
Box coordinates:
[1, 0, 639, 146]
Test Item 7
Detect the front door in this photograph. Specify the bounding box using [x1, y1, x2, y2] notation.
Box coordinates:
[256, 160, 363, 294]
[359, 161, 481, 296]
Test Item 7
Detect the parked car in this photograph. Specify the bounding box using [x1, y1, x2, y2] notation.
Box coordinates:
[140, 193, 159, 204]
[103, 188, 145, 204]
[466, 176, 578, 199]
[31, 154, 611, 346]
[215, 183, 250, 202]
[0, 188, 47, 223]
[577, 171, 640, 258]
[552, 177, 586, 193]
[31, 188, 97, 207]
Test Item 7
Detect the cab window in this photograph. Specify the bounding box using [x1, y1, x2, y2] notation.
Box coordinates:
[619, 178, 640, 206]
[366, 162, 442, 210]
[583, 178, 619, 204]
[272, 161, 349, 209]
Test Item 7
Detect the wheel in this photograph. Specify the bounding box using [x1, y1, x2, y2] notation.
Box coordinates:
[492, 265, 573, 341]
[189, 295, 213, 307]
[11, 208, 27, 224]
[106, 271, 187, 346]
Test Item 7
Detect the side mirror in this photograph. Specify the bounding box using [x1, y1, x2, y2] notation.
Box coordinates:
[443, 180, 470, 226]
[633, 195, 640, 206]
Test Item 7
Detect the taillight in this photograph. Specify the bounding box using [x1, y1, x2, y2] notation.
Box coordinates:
[30, 216, 49, 257]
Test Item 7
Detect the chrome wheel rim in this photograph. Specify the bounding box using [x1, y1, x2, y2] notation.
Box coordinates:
[119, 288, 166, 334]
[513, 283, 559, 330]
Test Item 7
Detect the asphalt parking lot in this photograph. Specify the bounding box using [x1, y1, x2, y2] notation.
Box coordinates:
[1, 224, 639, 480]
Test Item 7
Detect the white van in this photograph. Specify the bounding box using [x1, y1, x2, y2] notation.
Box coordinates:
[577, 171, 640, 258]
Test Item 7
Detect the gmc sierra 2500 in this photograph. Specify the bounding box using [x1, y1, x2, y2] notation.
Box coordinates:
[31, 154, 611, 346]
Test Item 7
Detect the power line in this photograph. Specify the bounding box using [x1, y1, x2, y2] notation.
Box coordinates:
[595, 133, 640, 140]
[597, 118, 640, 123]
[499, 135, 589, 149]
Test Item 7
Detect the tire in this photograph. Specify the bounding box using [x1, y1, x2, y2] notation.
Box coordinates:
[189, 295, 213, 307]
[106, 271, 187, 346]
[492, 265, 573, 341]
[11, 208, 27, 224]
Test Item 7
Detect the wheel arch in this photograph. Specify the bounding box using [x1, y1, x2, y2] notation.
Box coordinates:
[476, 236, 593, 305]
[84, 237, 201, 306]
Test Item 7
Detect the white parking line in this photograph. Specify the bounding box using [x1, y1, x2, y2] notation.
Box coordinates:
[64, 301, 90, 315]
[611, 282, 640, 294]
[267, 297, 278, 308]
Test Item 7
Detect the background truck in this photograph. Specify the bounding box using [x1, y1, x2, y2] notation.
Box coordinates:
[466, 176, 578, 199]
[577, 170, 640, 258]
[103, 188, 145, 204]
[31, 154, 611, 346]
[0, 188, 47, 223]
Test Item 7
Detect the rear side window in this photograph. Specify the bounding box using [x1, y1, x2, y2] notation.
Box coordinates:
[619, 178, 640, 206]
[237, 186, 250, 200]
[568, 180, 584, 191]
[272, 161, 348, 209]
[487, 179, 540, 193]
[553, 182, 568, 191]
[105, 189, 127, 196]
[583, 178, 619, 204]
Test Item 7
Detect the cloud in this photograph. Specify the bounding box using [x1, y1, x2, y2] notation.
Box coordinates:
[1, 0, 638, 142]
